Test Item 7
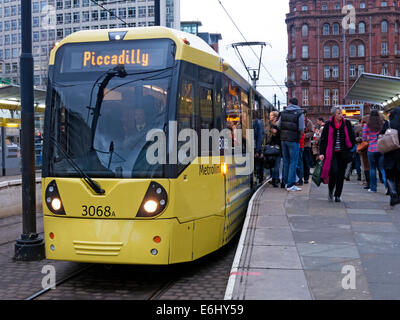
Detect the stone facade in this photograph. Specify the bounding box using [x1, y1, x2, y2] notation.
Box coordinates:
[286, 0, 400, 118]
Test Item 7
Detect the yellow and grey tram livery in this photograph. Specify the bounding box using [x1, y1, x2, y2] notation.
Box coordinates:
[42, 27, 271, 264]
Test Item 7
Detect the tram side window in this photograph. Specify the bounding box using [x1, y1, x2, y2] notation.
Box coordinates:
[199, 86, 214, 130]
[199, 67, 214, 85]
[177, 79, 195, 131]
[223, 76, 241, 149]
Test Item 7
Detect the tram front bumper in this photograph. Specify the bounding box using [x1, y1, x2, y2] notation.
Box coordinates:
[43, 215, 194, 265]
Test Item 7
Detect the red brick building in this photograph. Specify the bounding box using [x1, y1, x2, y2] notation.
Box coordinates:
[285, 0, 400, 118]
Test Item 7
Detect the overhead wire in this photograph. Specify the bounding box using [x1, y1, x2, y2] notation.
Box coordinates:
[89, 0, 128, 26]
[216, 0, 286, 99]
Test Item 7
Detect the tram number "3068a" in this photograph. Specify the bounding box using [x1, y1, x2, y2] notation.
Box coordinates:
[82, 205, 116, 217]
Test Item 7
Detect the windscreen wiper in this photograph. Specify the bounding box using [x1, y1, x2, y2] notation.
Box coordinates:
[50, 136, 105, 195]
[88, 64, 128, 148]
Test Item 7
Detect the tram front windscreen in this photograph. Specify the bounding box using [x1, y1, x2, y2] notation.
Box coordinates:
[47, 39, 176, 178]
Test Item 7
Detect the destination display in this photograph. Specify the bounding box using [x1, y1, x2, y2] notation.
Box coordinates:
[56, 39, 173, 74]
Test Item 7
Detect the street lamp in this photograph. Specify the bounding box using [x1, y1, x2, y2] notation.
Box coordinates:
[14, 0, 45, 261]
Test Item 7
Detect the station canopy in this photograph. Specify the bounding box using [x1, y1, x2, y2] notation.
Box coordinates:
[345, 73, 400, 108]
[0, 84, 46, 112]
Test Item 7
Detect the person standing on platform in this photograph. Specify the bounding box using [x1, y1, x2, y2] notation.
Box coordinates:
[268, 111, 281, 188]
[296, 129, 305, 186]
[363, 110, 387, 193]
[303, 110, 314, 184]
[319, 106, 356, 202]
[253, 110, 265, 184]
[277, 98, 305, 192]
[380, 106, 400, 206]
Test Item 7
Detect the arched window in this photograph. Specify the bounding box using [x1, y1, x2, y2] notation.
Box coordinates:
[359, 22, 366, 34]
[381, 20, 388, 33]
[349, 44, 357, 57]
[358, 44, 365, 57]
[302, 24, 308, 37]
[332, 45, 339, 58]
[332, 23, 340, 35]
[323, 23, 330, 35]
[324, 45, 331, 58]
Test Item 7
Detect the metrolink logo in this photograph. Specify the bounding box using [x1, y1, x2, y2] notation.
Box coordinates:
[145, 122, 255, 176]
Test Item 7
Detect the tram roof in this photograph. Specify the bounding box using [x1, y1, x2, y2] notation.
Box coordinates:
[345, 73, 400, 109]
[49, 27, 272, 107]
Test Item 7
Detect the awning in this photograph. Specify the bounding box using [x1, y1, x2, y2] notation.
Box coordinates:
[345, 73, 400, 106]
[0, 85, 46, 112]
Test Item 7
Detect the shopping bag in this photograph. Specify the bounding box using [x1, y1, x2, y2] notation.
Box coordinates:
[312, 160, 323, 187]
[377, 127, 400, 154]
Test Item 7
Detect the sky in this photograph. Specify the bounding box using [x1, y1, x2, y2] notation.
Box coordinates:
[180, 0, 289, 105]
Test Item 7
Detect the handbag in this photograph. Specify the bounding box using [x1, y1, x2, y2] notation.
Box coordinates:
[377, 122, 400, 153]
[263, 144, 281, 157]
[312, 160, 323, 187]
[356, 141, 369, 153]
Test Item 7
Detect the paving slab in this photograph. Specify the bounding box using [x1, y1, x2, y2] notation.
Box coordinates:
[242, 269, 312, 300]
[227, 175, 400, 300]
[253, 228, 295, 246]
[249, 245, 302, 269]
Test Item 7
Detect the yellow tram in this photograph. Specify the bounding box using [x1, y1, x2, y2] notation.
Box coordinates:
[42, 27, 272, 264]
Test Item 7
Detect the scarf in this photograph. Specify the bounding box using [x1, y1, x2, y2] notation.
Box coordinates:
[321, 117, 352, 184]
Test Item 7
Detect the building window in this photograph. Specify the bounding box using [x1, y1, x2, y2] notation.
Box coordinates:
[381, 42, 388, 55]
[302, 66, 309, 80]
[292, 46, 296, 59]
[324, 45, 331, 58]
[64, 12, 71, 24]
[332, 23, 340, 35]
[381, 20, 388, 33]
[301, 5, 308, 11]
[332, 66, 339, 78]
[381, 63, 389, 75]
[349, 44, 357, 57]
[324, 66, 331, 79]
[332, 89, 339, 106]
[138, 6, 146, 18]
[360, 2, 366, 8]
[332, 45, 339, 58]
[324, 89, 330, 106]
[359, 22, 366, 34]
[358, 44, 365, 57]
[358, 64, 365, 76]
[302, 88, 309, 106]
[128, 7, 136, 18]
[91, 10, 98, 21]
[302, 45, 309, 58]
[302, 24, 308, 37]
[323, 23, 330, 35]
[349, 65, 356, 77]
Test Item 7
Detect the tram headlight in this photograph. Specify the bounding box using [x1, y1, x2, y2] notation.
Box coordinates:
[136, 182, 168, 218]
[51, 198, 62, 211]
[45, 180, 66, 215]
[143, 200, 158, 214]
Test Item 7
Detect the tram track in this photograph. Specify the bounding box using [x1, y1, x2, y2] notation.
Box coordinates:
[22, 236, 238, 300]
[25, 264, 94, 300]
